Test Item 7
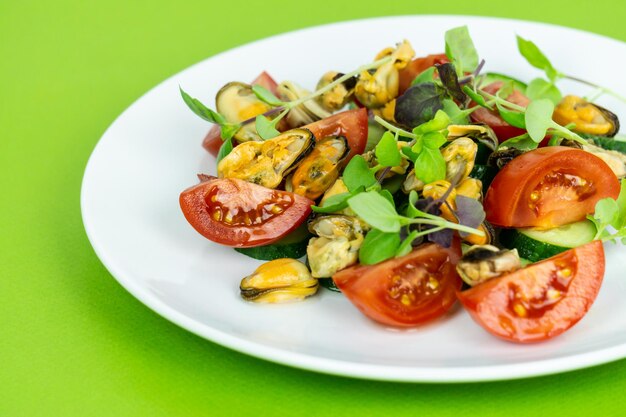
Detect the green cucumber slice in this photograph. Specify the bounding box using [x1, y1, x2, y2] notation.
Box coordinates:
[499, 220, 596, 262]
[319, 278, 341, 293]
[469, 164, 498, 193]
[234, 225, 311, 261]
[585, 135, 626, 155]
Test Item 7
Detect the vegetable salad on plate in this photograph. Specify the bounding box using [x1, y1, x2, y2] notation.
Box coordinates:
[178, 26, 626, 343]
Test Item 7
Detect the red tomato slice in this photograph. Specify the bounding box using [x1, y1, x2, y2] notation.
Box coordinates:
[398, 53, 449, 94]
[202, 71, 280, 156]
[304, 108, 368, 160]
[485, 147, 620, 228]
[180, 177, 312, 247]
[458, 240, 605, 343]
[470, 82, 530, 142]
[332, 241, 462, 327]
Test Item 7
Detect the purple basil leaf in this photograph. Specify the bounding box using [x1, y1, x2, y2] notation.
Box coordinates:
[436, 63, 466, 102]
[413, 196, 442, 217]
[394, 82, 446, 128]
[455, 195, 486, 237]
[428, 228, 454, 248]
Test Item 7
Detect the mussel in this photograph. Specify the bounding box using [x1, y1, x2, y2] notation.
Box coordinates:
[402, 168, 425, 193]
[456, 245, 521, 286]
[315, 71, 356, 113]
[354, 40, 415, 108]
[442, 137, 478, 184]
[287, 136, 350, 200]
[582, 142, 626, 178]
[319, 178, 355, 215]
[277, 81, 331, 127]
[487, 147, 526, 169]
[217, 128, 314, 189]
[240, 258, 318, 303]
[553, 95, 620, 137]
[307, 215, 368, 278]
[446, 124, 499, 151]
[216, 82, 273, 142]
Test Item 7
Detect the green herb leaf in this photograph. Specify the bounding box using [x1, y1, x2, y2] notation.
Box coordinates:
[395, 82, 446, 128]
[526, 78, 562, 105]
[405, 191, 421, 218]
[401, 145, 420, 162]
[422, 131, 447, 149]
[251, 85, 284, 106]
[615, 179, 626, 229]
[395, 230, 419, 258]
[498, 134, 538, 151]
[255, 115, 280, 140]
[379, 189, 395, 207]
[415, 147, 446, 184]
[463, 85, 492, 109]
[220, 123, 241, 141]
[343, 155, 378, 193]
[348, 191, 401, 233]
[496, 103, 526, 128]
[359, 229, 401, 265]
[180, 87, 227, 125]
[375, 131, 402, 167]
[410, 67, 436, 87]
[311, 192, 351, 214]
[516, 36, 557, 81]
[525, 99, 555, 142]
[412, 110, 451, 135]
[216, 137, 234, 164]
[442, 99, 472, 124]
[445, 26, 479, 74]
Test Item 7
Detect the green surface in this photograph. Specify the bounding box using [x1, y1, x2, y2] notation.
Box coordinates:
[2, 1, 626, 416]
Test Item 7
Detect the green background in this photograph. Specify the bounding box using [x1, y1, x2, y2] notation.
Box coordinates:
[2, 1, 625, 415]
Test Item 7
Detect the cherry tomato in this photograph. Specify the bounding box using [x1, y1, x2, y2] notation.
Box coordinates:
[458, 240, 605, 343]
[485, 147, 620, 228]
[398, 53, 449, 94]
[180, 177, 313, 247]
[203, 71, 280, 156]
[304, 108, 368, 160]
[470, 82, 530, 142]
[332, 241, 462, 328]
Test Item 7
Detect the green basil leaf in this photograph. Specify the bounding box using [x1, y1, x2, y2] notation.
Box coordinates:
[375, 131, 402, 167]
[401, 145, 419, 162]
[348, 191, 401, 233]
[442, 99, 471, 124]
[359, 229, 401, 265]
[415, 147, 446, 184]
[595, 198, 620, 230]
[180, 87, 227, 124]
[395, 82, 446, 128]
[251, 85, 284, 106]
[525, 99, 555, 142]
[422, 131, 447, 149]
[311, 192, 351, 214]
[343, 155, 377, 193]
[496, 103, 526, 128]
[616, 179, 626, 229]
[410, 67, 436, 87]
[498, 134, 538, 151]
[405, 190, 421, 218]
[379, 189, 395, 207]
[516, 36, 557, 80]
[255, 115, 280, 140]
[463, 85, 492, 109]
[412, 110, 451, 135]
[216, 137, 234, 164]
[220, 123, 241, 141]
[395, 230, 419, 258]
[526, 78, 562, 105]
[445, 26, 479, 74]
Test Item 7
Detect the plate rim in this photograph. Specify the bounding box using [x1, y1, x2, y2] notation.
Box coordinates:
[81, 14, 626, 383]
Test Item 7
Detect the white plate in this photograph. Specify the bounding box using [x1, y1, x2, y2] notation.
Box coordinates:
[81, 15, 626, 382]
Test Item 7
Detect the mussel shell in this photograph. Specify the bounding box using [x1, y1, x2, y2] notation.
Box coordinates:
[277, 81, 331, 127]
[487, 147, 526, 169]
[595, 103, 620, 137]
[215, 81, 271, 142]
[447, 124, 498, 151]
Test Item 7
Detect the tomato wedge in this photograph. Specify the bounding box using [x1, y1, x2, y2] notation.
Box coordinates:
[203, 71, 280, 156]
[485, 147, 620, 228]
[470, 82, 530, 142]
[398, 53, 449, 94]
[180, 177, 312, 247]
[304, 108, 368, 160]
[458, 240, 605, 343]
[332, 241, 462, 327]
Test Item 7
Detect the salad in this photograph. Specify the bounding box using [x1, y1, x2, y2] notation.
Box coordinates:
[178, 26, 626, 343]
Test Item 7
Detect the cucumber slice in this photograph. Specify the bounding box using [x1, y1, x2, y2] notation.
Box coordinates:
[234, 225, 311, 261]
[475, 142, 492, 165]
[319, 278, 341, 293]
[499, 220, 596, 262]
[469, 164, 498, 193]
[584, 135, 626, 155]
[482, 72, 528, 94]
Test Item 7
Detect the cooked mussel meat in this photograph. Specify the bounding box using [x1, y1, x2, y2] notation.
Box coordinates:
[582, 142, 626, 178]
[402, 168, 425, 193]
[315, 71, 356, 112]
[307, 215, 368, 278]
[217, 128, 314, 188]
[354, 40, 415, 108]
[487, 147, 526, 169]
[442, 137, 478, 184]
[216, 82, 273, 142]
[288, 136, 350, 200]
[446, 124, 498, 151]
[553, 95, 619, 137]
[456, 245, 521, 286]
[277, 81, 331, 127]
[240, 258, 318, 303]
